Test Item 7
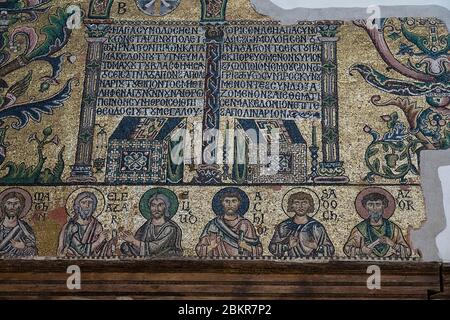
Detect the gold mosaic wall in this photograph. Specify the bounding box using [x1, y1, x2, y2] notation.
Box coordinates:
[0, 0, 448, 260]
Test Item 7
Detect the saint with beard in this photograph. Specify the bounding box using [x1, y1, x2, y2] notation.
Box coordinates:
[344, 191, 411, 259]
[58, 191, 112, 257]
[0, 189, 37, 257]
[120, 189, 183, 257]
[195, 188, 262, 258]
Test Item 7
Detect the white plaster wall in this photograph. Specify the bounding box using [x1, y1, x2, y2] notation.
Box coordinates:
[438, 166, 450, 262]
[270, 0, 450, 10]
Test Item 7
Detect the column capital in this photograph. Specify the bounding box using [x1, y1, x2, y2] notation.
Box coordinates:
[85, 22, 111, 38]
[319, 36, 339, 42]
[86, 36, 108, 44]
[203, 24, 226, 42]
[317, 23, 342, 38]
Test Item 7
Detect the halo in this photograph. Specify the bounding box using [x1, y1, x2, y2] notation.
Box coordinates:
[139, 187, 179, 220]
[281, 187, 320, 218]
[0, 187, 32, 219]
[212, 187, 250, 216]
[355, 187, 396, 220]
[65, 188, 105, 218]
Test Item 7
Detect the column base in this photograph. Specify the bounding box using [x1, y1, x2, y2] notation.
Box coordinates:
[314, 176, 349, 184]
[67, 165, 97, 183]
[313, 161, 349, 184]
[193, 164, 222, 184]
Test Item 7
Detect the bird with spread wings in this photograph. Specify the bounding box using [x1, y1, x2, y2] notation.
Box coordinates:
[0, 71, 74, 130]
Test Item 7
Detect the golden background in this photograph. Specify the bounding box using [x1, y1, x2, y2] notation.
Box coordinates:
[1, 0, 443, 259]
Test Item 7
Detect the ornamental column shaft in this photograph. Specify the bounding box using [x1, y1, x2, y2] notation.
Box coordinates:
[314, 23, 349, 184]
[68, 23, 109, 183]
[194, 0, 228, 184]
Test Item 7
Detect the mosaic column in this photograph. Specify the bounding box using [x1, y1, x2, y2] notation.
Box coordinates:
[314, 22, 349, 184]
[0, 11, 9, 66]
[88, 0, 114, 19]
[193, 24, 224, 184]
[194, 0, 228, 184]
[0, 11, 8, 161]
[68, 23, 109, 183]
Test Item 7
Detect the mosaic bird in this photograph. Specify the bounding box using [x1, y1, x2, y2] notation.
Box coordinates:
[0, 71, 33, 110]
[0, 76, 74, 130]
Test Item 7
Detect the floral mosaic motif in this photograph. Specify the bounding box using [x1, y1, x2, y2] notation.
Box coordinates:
[0, 126, 65, 185]
[0, 2, 75, 176]
[0, 5, 74, 89]
[351, 18, 450, 93]
[351, 17, 450, 183]
[277, 154, 293, 174]
[363, 112, 422, 184]
[121, 151, 150, 172]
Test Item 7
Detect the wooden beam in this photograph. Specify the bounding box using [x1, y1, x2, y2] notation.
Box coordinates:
[0, 260, 442, 300]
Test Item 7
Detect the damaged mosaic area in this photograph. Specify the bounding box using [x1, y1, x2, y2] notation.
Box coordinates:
[0, 0, 448, 261]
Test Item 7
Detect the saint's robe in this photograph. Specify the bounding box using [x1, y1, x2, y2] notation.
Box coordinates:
[58, 217, 109, 257]
[0, 220, 37, 257]
[195, 216, 263, 258]
[269, 217, 335, 258]
[120, 219, 183, 257]
[344, 218, 411, 258]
